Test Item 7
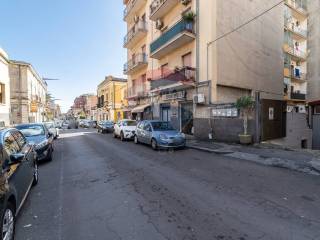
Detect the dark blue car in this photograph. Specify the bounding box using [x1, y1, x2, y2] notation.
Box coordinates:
[134, 120, 186, 150]
[15, 123, 54, 162]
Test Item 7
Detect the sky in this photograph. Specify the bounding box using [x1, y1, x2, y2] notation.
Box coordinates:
[0, 0, 126, 112]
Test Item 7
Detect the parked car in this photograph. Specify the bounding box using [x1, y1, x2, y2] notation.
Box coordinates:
[134, 120, 186, 150]
[15, 123, 54, 162]
[44, 122, 59, 139]
[67, 119, 79, 129]
[91, 121, 97, 128]
[97, 121, 114, 133]
[0, 127, 38, 240]
[113, 120, 137, 141]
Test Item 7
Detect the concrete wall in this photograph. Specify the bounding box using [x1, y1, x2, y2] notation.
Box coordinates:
[269, 112, 312, 149]
[307, 0, 320, 101]
[0, 49, 10, 126]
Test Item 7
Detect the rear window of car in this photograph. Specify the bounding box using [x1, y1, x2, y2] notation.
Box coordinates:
[123, 121, 137, 126]
[151, 122, 175, 131]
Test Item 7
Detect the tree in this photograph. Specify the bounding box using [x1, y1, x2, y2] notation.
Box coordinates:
[235, 96, 254, 135]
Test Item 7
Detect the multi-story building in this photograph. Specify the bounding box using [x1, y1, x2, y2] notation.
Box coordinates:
[0, 48, 11, 126]
[85, 94, 98, 120]
[123, 0, 286, 140]
[9, 60, 47, 124]
[283, 0, 308, 110]
[97, 76, 127, 122]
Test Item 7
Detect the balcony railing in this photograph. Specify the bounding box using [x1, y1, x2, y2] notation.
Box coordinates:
[284, 45, 307, 60]
[124, 20, 147, 48]
[290, 71, 307, 81]
[127, 85, 148, 99]
[149, 0, 179, 20]
[123, 53, 148, 75]
[150, 20, 195, 57]
[291, 92, 306, 100]
[284, 21, 307, 38]
[123, 0, 146, 21]
[285, 0, 307, 15]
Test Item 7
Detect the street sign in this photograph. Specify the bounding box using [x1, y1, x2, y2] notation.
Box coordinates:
[30, 101, 38, 113]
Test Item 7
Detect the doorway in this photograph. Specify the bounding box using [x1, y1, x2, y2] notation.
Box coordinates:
[181, 102, 193, 135]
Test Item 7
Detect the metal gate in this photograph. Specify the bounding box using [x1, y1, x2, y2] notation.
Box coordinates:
[260, 99, 287, 141]
[312, 115, 320, 150]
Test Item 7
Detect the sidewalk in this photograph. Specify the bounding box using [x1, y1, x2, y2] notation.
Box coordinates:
[187, 139, 320, 176]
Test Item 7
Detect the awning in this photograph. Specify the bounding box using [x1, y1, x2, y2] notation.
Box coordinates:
[150, 81, 195, 93]
[131, 104, 151, 113]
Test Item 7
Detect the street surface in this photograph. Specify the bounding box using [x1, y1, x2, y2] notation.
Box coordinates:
[16, 129, 320, 240]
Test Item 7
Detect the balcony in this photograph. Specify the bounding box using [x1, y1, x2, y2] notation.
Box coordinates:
[283, 45, 307, 61]
[127, 85, 148, 99]
[123, 0, 147, 22]
[285, 0, 308, 17]
[149, 0, 179, 21]
[124, 20, 148, 48]
[290, 71, 307, 82]
[150, 20, 195, 59]
[291, 92, 306, 101]
[124, 53, 148, 75]
[150, 66, 196, 90]
[284, 21, 307, 40]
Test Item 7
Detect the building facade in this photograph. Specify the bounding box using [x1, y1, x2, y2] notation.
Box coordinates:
[0, 48, 11, 126]
[9, 61, 47, 124]
[97, 76, 127, 122]
[123, 0, 287, 139]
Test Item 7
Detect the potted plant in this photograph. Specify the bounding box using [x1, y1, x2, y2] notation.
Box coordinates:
[235, 96, 254, 144]
[182, 11, 195, 31]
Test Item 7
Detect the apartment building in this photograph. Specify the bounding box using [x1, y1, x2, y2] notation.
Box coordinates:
[0, 48, 11, 126]
[123, 0, 286, 140]
[283, 0, 308, 110]
[9, 60, 47, 124]
[97, 76, 127, 122]
[123, 0, 197, 133]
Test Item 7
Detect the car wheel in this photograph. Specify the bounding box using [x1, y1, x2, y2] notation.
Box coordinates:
[134, 135, 139, 144]
[113, 132, 117, 138]
[32, 161, 39, 186]
[151, 139, 158, 150]
[0, 203, 15, 240]
[120, 132, 125, 142]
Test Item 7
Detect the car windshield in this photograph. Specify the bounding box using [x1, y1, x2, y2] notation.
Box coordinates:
[151, 122, 175, 131]
[16, 125, 45, 137]
[123, 121, 136, 126]
[104, 121, 113, 126]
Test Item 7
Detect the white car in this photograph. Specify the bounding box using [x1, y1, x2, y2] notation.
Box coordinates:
[44, 122, 59, 139]
[113, 120, 137, 141]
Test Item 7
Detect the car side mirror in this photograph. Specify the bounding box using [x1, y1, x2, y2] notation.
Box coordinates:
[9, 153, 25, 165]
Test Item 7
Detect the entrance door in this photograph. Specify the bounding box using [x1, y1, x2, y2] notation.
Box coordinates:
[181, 103, 193, 135]
[161, 107, 171, 122]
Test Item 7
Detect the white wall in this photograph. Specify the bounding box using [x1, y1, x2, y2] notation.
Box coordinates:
[0, 49, 10, 126]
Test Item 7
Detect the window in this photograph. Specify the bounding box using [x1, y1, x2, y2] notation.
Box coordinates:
[315, 105, 320, 114]
[3, 132, 21, 156]
[0, 83, 5, 104]
[143, 123, 152, 131]
[161, 63, 169, 78]
[182, 52, 192, 67]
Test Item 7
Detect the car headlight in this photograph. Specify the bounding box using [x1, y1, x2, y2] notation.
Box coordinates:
[159, 134, 168, 140]
[36, 139, 49, 149]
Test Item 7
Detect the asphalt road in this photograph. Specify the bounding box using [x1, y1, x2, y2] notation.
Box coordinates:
[16, 129, 320, 240]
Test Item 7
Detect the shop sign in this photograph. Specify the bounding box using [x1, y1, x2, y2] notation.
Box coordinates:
[128, 100, 137, 107]
[30, 101, 38, 113]
[162, 91, 186, 101]
[212, 104, 238, 118]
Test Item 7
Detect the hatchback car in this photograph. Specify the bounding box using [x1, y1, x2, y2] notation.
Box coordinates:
[134, 121, 186, 150]
[16, 123, 54, 162]
[44, 122, 59, 139]
[0, 128, 38, 240]
[113, 120, 137, 141]
[97, 121, 114, 133]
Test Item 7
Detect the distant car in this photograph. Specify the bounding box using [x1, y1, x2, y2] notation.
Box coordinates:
[134, 121, 186, 150]
[68, 119, 79, 129]
[97, 121, 114, 133]
[91, 121, 97, 128]
[0, 127, 39, 240]
[44, 122, 59, 139]
[16, 123, 54, 162]
[113, 120, 137, 141]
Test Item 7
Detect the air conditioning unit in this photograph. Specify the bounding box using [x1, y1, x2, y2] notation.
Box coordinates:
[193, 94, 205, 104]
[156, 19, 164, 30]
[181, 0, 191, 5]
[298, 105, 306, 113]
